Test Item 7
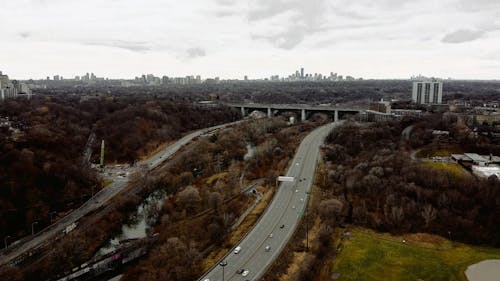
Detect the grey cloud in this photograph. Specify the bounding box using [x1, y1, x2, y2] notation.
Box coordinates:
[332, 8, 369, 20]
[277, 34, 304, 49]
[186, 47, 206, 58]
[456, 0, 500, 12]
[215, 0, 234, 6]
[19, 32, 31, 38]
[249, 0, 327, 49]
[248, 0, 295, 21]
[215, 11, 235, 17]
[84, 40, 152, 52]
[441, 29, 484, 43]
[252, 31, 305, 50]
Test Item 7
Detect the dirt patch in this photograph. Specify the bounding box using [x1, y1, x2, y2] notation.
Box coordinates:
[279, 252, 307, 281]
[138, 140, 175, 160]
[403, 233, 448, 247]
[279, 217, 322, 281]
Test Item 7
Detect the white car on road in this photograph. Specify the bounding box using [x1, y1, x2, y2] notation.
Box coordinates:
[234, 246, 241, 254]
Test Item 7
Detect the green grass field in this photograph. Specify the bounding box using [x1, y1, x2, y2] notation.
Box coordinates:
[330, 227, 500, 281]
[416, 147, 464, 158]
[422, 162, 467, 177]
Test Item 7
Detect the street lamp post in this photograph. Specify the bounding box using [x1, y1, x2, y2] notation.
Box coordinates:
[50, 212, 57, 224]
[219, 260, 228, 281]
[31, 221, 38, 235]
[4, 236, 10, 249]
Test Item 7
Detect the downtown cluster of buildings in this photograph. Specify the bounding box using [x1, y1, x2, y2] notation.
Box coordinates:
[0, 71, 31, 101]
[38, 72, 219, 87]
[35, 67, 361, 87]
[266, 67, 360, 82]
[127, 67, 360, 85]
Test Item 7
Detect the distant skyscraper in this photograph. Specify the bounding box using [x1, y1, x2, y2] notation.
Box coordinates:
[412, 81, 443, 104]
[300, 68, 304, 79]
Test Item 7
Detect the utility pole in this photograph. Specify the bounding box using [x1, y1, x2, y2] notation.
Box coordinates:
[31, 221, 38, 235]
[219, 260, 227, 281]
[100, 139, 105, 172]
[4, 236, 10, 249]
[50, 211, 57, 224]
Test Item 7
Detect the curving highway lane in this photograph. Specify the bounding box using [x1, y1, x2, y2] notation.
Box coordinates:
[200, 121, 340, 281]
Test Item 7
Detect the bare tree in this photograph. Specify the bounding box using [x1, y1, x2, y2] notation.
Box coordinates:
[421, 204, 437, 227]
[176, 185, 201, 214]
[391, 206, 404, 227]
[319, 198, 343, 226]
[208, 191, 223, 210]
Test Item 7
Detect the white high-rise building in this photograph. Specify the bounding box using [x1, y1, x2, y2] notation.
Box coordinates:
[412, 81, 443, 104]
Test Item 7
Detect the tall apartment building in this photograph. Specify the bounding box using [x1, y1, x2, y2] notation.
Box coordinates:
[0, 71, 31, 101]
[412, 81, 443, 104]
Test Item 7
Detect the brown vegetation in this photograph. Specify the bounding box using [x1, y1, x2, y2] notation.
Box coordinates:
[321, 118, 499, 245]
[122, 118, 320, 281]
[0, 94, 239, 246]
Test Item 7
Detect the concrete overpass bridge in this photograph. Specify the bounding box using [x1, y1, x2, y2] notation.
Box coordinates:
[224, 103, 363, 122]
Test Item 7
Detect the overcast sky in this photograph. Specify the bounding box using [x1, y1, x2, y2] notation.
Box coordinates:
[1, 0, 499, 80]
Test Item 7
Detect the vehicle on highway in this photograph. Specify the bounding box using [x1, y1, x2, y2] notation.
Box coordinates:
[269, 233, 273, 238]
[265, 245, 271, 252]
[237, 269, 244, 274]
[203, 279, 209, 281]
[234, 246, 241, 254]
[280, 224, 285, 229]
[242, 270, 250, 277]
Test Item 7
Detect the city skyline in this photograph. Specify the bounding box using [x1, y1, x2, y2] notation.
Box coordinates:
[1, 0, 500, 80]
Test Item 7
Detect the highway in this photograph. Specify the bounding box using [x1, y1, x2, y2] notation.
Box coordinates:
[0, 120, 241, 266]
[200, 121, 340, 281]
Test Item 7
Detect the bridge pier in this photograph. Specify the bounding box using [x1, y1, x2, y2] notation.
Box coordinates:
[334, 110, 339, 122]
[267, 107, 273, 118]
[301, 109, 306, 122]
[241, 107, 246, 117]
